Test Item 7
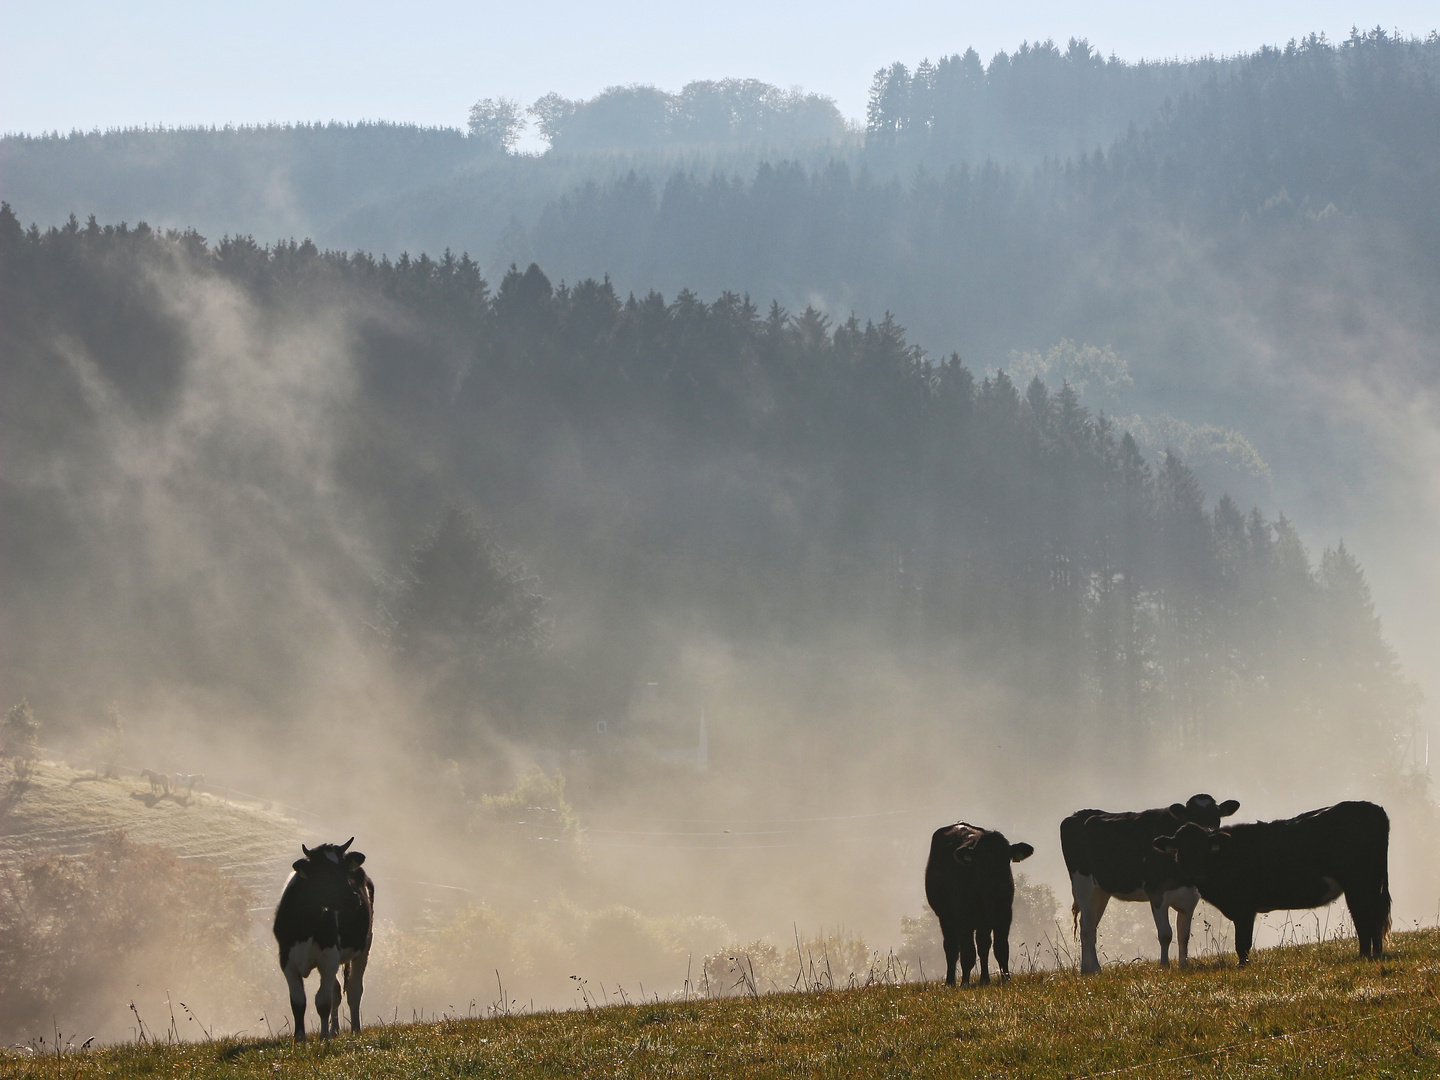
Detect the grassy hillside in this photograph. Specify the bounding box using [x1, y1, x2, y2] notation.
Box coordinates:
[5, 931, 1439, 1077]
[0, 758, 302, 897]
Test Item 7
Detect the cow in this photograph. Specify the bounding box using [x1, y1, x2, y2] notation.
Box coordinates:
[141, 769, 169, 796]
[272, 838, 374, 1040]
[1155, 800, 1390, 966]
[1061, 794, 1240, 973]
[925, 821, 1035, 986]
[174, 773, 203, 797]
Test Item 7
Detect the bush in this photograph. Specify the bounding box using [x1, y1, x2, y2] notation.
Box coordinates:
[2, 699, 40, 781]
[0, 830, 258, 1043]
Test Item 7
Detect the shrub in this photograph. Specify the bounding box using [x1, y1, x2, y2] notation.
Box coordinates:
[0, 830, 258, 1043]
[2, 699, 40, 781]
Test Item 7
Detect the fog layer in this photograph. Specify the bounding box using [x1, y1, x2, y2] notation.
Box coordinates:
[2, 208, 1434, 1040]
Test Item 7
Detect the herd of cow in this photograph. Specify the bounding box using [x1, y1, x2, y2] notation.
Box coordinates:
[139, 768, 203, 797]
[927, 795, 1391, 987]
[272, 795, 1390, 1041]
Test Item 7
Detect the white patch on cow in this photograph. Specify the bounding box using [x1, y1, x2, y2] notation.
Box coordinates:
[286, 937, 325, 977]
[1149, 887, 1199, 966]
[1320, 876, 1344, 904]
[326, 850, 340, 863]
[285, 938, 361, 978]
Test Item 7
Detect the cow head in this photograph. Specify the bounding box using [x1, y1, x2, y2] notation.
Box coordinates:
[954, 830, 1034, 878]
[1167, 794, 1241, 829]
[292, 837, 366, 901]
[1154, 822, 1229, 883]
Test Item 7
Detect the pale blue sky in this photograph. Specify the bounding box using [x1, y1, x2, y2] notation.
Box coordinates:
[3, 0, 1436, 140]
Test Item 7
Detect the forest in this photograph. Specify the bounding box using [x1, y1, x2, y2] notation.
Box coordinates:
[0, 205, 1418, 793]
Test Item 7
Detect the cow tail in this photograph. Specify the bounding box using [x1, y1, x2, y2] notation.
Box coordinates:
[1072, 901, 1080, 941]
[1379, 807, 1392, 948]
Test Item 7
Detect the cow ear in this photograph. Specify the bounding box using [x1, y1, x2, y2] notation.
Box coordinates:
[346, 852, 366, 869]
[1154, 837, 1179, 854]
[1218, 800, 1240, 817]
[292, 859, 308, 877]
[1010, 843, 1034, 863]
[1168, 803, 1186, 816]
[952, 848, 974, 864]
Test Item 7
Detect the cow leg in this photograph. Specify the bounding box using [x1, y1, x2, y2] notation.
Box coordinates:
[344, 953, 368, 1033]
[941, 921, 961, 986]
[1072, 873, 1108, 974]
[1343, 875, 1394, 960]
[313, 982, 330, 1039]
[315, 949, 341, 1037]
[973, 933, 996, 990]
[284, 965, 307, 1042]
[1234, 913, 1256, 966]
[329, 972, 343, 1035]
[1347, 892, 1378, 959]
[993, 923, 1012, 983]
[1150, 896, 1174, 967]
[958, 929, 978, 986]
[1174, 898, 1195, 968]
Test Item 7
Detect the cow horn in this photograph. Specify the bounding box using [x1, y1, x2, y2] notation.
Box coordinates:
[339, 837, 354, 853]
[302, 844, 313, 858]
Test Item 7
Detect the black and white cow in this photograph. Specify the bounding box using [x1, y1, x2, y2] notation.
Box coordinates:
[272, 838, 374, 1040]
[1061, 794, 1240, 973]
[925, 821, 1035, 986]
[1156, 800, 1391, 966]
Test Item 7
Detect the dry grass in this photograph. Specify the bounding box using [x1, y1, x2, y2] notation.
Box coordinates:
[7, 929, 1440, 1078]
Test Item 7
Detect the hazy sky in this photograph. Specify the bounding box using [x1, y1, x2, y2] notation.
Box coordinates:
[3, 0, 1436, 142]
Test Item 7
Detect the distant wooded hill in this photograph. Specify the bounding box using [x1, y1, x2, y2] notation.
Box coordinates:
[14, 32, 1430, 261]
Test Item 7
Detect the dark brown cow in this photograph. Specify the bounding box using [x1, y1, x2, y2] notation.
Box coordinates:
[1061, 794, 1240, 973]
[1156, 800, 1390, 965]
[272, 838, 374, 1040]
[925, 821, 1034, 986]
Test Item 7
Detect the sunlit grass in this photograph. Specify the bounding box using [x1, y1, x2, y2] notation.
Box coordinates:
[6, 930, 1440, 1078]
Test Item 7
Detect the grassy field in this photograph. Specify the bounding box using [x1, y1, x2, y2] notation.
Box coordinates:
[5, 930, 1440, 1078]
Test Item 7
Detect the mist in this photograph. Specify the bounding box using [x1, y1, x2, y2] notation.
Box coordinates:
[2, 27, 1439, 1048]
